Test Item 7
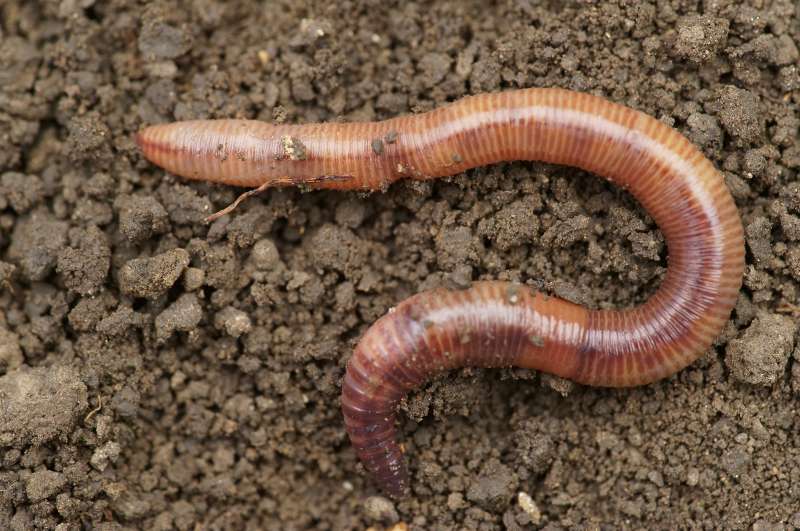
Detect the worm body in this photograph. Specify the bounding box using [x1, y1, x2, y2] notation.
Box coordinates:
[137, 88, 745, 498]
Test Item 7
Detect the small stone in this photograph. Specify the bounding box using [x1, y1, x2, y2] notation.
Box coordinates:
[363, 496, 399, 524]
[144, 59, 178, 79]
[517, 492, 541, 525]
[119, 248, 190, 299]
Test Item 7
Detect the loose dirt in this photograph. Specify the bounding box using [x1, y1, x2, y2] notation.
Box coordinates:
[1, 0, 799, 529]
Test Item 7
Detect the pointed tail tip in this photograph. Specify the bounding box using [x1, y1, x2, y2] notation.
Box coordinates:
[134, 127, 159, 163]
[135, 124, 161, 154]
[134, 129, 147, 150]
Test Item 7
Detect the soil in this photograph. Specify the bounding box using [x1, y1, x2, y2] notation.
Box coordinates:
[1, 0, 799, 529]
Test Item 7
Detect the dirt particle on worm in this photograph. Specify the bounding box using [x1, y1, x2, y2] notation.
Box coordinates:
[506, 284, 520, 304]
[215, 144, 228, 162]
[451, 152, 463, 163]
[278, 135, 308, 161]
[371, 138, 384, 155]
[384, 130, 398, 144]
[529, 335, 544, 347]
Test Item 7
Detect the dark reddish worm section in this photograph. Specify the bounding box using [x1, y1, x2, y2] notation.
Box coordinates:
[137, 88, 745, 498]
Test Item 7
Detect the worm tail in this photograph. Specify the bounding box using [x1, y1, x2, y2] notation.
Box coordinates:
[341, 282, 588, 497]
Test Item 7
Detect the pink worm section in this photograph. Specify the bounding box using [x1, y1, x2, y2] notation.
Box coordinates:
[137, 88, 745, 498]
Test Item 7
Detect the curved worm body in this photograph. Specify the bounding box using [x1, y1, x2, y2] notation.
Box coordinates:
[137, 88, 745, 498]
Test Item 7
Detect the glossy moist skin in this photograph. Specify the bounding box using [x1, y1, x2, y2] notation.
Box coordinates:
[137, 88, 746, 498]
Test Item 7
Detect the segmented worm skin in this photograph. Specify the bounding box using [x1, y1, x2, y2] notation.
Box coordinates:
[137, 88, 745, 498]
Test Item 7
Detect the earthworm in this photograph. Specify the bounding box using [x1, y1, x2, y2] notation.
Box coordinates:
[137, 88, 745, 498]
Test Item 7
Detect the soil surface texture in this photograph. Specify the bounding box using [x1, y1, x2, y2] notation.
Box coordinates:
[1, 0, 800, 529]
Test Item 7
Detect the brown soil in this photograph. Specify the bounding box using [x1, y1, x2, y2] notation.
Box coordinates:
[1, 0, 799, 529]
